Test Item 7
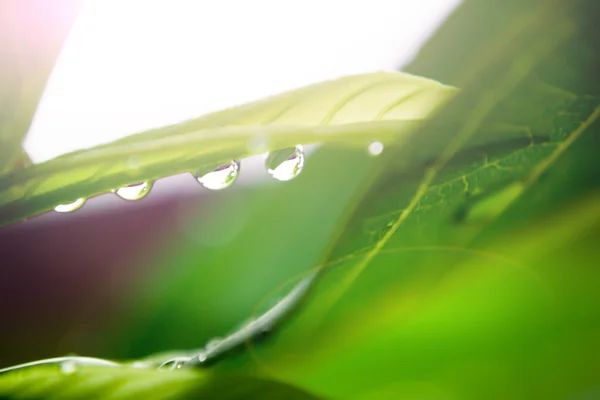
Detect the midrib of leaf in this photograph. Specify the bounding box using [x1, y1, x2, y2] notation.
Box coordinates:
[374, 88, 425, 121]
[318, 78, 416, 124]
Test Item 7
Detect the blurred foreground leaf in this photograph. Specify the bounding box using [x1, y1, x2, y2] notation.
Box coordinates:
[0, 365, 319, 400]
[0, 0, 82, 172]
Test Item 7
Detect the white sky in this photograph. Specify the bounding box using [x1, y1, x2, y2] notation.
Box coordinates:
[23, 0, 460, 164]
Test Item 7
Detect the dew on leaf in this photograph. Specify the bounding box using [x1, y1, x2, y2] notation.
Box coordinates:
[266, 145, 304, 181]
[60, 360, 77, 374]
[196, 351, 209, 364]
[368, 141, 384, 156]
[195, 160, 240, 190]
[112, 181, 153, 201]
[158, 358, 187, 371]
[54, 198, 86, 213]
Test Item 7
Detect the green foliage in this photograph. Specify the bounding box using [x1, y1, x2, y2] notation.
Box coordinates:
[0, 365, 319, 400]
[1, 0, 599, 399]
[0, 72, 455, 226]
[0, 1, 82, 173]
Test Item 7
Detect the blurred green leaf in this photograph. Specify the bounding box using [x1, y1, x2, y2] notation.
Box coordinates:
[228, 186, 600, 399]
[0, 365, 320, 400]
[0, 0, 82, 172]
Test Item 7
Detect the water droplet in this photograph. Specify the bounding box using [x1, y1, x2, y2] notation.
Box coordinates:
[197, 351, 208, 363]
[60, 360, 77, 374]
[158, 358, 187, 371]
[195, 160, 240, 190]
[113, 181, 153, 201]
[54, 198, 86, 213]
[266, 145, 304, 181]
[368, 141, 384, 156]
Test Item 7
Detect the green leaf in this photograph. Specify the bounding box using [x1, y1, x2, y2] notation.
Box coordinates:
[0, 365, 320, 400]
[0, 71, 458, 226]
[0, 1, 82, 172]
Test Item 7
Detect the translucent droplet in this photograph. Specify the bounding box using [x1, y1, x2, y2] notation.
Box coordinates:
[158, 358, 187, 371]
[112, 181, 153, 201]
[266, 145, 304, 181]
[60, 360, 77, 374]
[197, 351, 208, 364]
[368, 141, 384, 156]
[195, 160, 240, 190]
[54, 198, 86, 213]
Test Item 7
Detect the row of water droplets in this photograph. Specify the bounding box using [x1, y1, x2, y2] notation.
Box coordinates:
[54, 141, 383, 213]
[53, 146, 305, 213]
